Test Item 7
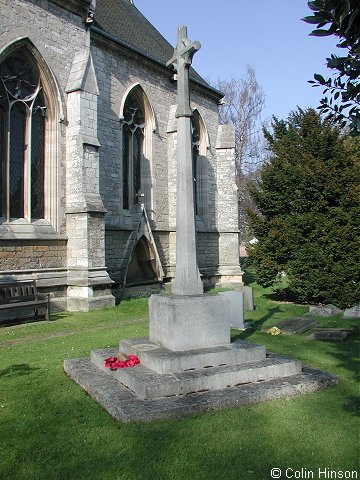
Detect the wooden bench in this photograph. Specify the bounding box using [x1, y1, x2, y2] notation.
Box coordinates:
[0, 281, 50, 322]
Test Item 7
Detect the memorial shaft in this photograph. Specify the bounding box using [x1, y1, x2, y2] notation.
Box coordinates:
[167, 26, 203, 296]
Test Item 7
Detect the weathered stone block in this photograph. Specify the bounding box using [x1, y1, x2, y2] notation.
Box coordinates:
[308, 304, 343, 316]
[219, 290, 244, 329]
[149, 293, 230, 351]
[236, 286, 254, 311]
[64, 356, 338, 422]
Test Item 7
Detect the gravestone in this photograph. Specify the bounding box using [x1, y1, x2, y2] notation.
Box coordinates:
[219, 291, 244, 329]
[264, 317, 317, 335]
[343, 304, 360, 318]
[308, 328, 353, 341]
[236, 286, 254, 311]
[308, 304, 342, 317]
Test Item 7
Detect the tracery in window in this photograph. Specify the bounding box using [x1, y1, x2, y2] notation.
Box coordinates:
[0, 51, 46, 221]
[122, 93, 145, 210]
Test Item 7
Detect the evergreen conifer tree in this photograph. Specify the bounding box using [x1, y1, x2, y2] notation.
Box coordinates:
[248, 108, 360, 308]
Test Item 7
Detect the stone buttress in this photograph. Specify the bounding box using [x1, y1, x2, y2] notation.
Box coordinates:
[215, 124, 243, 287]
[65, 48, 114, 310]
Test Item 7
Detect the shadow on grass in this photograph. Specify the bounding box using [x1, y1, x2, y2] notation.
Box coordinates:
[0, 363, 40, 378]
[331, 321, 360, 416]
[263, 289, 299, 303]
[0, 311, 70, 329]
[242, 268, 256, 286]
[343, 395, 360, 416]
[0, 317, 47, 328]
[233, 306, 282, 341]
[48, 312, 71, 321]
[332, 336, 359, 416]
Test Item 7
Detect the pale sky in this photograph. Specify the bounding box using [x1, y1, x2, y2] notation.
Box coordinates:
[134, 0, 341, 123]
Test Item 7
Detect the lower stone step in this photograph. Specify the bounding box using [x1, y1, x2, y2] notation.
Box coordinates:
[91, 348, 302, 400]
[64, 357, 338, 423]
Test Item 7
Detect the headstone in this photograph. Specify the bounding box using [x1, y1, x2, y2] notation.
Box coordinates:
[236, 286, 254, 311]
[343, 304, 360, 318]
[219, 291, 244, 329]
[308, 328, 353, 341]
[308, 304, 342, 317]
[266, 317, 317, 335]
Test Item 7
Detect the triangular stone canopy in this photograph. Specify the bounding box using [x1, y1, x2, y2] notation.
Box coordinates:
[65, 49, 99, 95]
[121, 207, 164, 287]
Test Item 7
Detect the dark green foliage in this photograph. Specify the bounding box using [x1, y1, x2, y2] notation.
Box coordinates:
[303, 0, 360, 134]
[248, 108, 360, 308]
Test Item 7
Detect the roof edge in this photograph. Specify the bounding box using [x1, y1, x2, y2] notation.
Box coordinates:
[49, 0, 92, 17]
[91, 25, 224, 101]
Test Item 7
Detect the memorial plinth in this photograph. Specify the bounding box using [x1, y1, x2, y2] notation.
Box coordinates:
[149, 294, 230, 351]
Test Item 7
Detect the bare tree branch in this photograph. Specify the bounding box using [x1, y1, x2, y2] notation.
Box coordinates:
[213, 66, 267, 242]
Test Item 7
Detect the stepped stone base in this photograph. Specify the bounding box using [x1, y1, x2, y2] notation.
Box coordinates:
[64, 338, 338, 422]
[91, 348, 302, 400]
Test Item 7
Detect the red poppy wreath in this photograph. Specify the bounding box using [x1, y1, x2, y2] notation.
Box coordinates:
[105, 354, 140, 370]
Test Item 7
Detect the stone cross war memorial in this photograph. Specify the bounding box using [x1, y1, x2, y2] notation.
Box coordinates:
[65, 26, 337, 423]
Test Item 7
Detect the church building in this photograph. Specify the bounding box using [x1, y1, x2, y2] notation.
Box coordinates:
[0, 0, 242, 311]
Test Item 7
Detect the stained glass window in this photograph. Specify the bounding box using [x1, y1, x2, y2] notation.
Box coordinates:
[0, 51, 46, 221]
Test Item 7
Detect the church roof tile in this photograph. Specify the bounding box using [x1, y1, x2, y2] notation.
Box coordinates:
[94, 0, 208, 85]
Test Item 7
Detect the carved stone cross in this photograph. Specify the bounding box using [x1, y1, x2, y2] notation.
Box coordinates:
[167, 26, 203, 295]
[167, 26, 201, 118]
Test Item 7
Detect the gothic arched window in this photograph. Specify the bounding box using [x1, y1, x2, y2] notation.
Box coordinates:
[192, 110, 210, 225]
[122, 92, 145, 210]
[0, 51, 46, 221]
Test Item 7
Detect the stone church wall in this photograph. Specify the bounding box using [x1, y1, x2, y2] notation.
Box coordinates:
[92, 36, 241, 288]
[105, 229, 131, 279]
[1, 0, 86, 98]
[92, 37, 174, 229]
[0, 241, 66, 270]
[0, 0, 89, 308]
[0, 0, 242, 308]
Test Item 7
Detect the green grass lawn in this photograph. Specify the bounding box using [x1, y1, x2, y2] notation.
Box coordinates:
[0, 276, 359, 480]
